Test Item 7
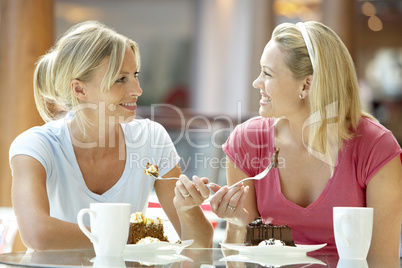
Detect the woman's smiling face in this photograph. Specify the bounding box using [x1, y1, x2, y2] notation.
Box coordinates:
[253, 40, 305, 119]
[80, 48, 143, 122]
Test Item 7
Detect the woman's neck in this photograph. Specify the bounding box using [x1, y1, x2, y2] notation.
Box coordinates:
[275, 111, 310, 148]
[68, 117, 124, 157]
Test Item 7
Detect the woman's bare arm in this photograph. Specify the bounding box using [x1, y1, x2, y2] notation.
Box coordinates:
[11, 155, 92, 250]
[366, 155, 402, 258]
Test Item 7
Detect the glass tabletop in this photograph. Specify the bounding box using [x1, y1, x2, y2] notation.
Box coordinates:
[0, 247, 400, 268]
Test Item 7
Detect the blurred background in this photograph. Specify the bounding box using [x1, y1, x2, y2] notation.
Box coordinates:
[1, 0, 401, 251]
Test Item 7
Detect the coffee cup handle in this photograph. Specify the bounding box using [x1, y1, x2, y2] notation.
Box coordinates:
[77, 208, 98, 245]
[335, 213, 350, 247]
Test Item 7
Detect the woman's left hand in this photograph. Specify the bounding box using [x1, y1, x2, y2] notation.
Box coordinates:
[208, 183, 250, 228]
[173, 174, 210, 211]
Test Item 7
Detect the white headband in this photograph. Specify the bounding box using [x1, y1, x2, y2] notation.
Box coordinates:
[296, 22, 315, 71]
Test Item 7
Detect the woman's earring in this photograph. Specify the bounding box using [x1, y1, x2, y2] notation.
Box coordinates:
[299, 94, 303, 99]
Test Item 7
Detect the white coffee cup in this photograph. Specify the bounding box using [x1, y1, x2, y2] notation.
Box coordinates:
[77, 203, 131, 257]
[92, 256, 126, 268]
[337, 258, 368, 268]
[333, 207, 373, 259]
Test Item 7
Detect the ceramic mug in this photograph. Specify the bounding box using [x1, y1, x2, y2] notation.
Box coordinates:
[77, 203, 131, 257]
[336, 258, 368, 268]
[92, 256, 126, 268]
[333, 207, 373, 259]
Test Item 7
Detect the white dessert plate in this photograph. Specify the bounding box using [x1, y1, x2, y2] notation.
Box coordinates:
[220, 254, 326, 266]
[125, 239, 193, 253]
[124, 253, 192, 265]
[220, 243, 327, 256]
[91, 254, 192, 266]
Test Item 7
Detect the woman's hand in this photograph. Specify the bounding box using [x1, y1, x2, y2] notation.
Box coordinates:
[208, 183, 250, 228]
[173, 174, 210, 211]
[172, 174, 214, 247]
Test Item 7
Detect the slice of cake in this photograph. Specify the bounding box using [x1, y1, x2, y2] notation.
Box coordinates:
[137, 237, 161, 244]
[144, 163, 160, 178]
[244, 217, 295, 247]
[127, 212, 169, 244]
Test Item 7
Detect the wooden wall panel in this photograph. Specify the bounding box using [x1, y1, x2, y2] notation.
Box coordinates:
[0, 0, 54, 207]
[322, 0, 356, 61]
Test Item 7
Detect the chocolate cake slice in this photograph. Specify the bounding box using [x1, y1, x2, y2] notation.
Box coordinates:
[244, 217, 295, 246]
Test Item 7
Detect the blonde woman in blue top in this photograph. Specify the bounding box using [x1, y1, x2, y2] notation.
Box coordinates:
[9, 21, 213, 250]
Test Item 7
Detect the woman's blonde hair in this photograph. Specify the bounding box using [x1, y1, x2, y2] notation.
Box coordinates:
[272, 21, 375, 173]
[33, 20, 140, 126]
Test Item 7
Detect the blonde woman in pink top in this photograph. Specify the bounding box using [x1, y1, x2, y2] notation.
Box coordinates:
[207, 21, 402, 258]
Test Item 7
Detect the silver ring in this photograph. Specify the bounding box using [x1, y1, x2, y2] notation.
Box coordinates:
[228, 205, 236, 210]
[182, 193, 191, 198]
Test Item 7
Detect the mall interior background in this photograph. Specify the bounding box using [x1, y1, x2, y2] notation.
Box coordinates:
[1, 0, 401, 251]
[52, 0, 402, 182]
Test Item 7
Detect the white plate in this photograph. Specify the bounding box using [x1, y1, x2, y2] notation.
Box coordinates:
[124, 253, 192, 265]
[220, 243, 327, 256]
[91, 254, 192, 267]
[125, 239, 193, 253]
[220, 254, 326, 266]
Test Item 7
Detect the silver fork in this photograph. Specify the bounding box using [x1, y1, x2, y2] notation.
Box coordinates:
[202, 169, 272, 204]
[152, 176, 179, 180]
[227, 161, 275, 190]
[228, 146, 280, 189]
[155, 176, 214, 192]
[203, 147, 280, 203]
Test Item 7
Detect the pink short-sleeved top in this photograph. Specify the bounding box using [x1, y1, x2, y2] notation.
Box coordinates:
[223, 116, 402, 253]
